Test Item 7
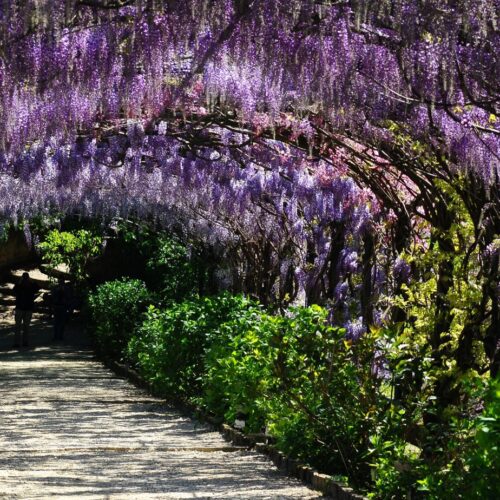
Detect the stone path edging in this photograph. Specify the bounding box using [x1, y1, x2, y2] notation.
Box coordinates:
[104, 357, 368, 500]
[1, 268, 327, 498]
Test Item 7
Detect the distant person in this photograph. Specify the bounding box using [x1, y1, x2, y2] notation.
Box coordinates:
[13, 272, 39, 348]
[52, 278, 73, 341]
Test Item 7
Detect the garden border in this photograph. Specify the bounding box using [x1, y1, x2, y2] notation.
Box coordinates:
[102, 356, 368, 500]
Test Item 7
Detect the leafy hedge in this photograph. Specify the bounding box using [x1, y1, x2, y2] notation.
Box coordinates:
[127, 294, 254, 399]
[88, 278, 150, 355]
[91, 286, 380, 485]
[89, 281, 499, 498]
[202, 304, 382, 480]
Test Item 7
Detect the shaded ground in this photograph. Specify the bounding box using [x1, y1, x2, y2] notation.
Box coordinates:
[0, 269, 324, 499]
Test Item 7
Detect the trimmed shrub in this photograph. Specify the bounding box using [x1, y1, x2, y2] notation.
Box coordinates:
[88, 278, 150, 356]
[127, 293, 254, 400]
[202, 304, 380, 480]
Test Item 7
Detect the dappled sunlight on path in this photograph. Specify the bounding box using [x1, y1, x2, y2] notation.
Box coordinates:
[0, 272, 323, 498]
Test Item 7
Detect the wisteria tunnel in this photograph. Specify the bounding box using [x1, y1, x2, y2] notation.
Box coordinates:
[0, 1, 499, 498]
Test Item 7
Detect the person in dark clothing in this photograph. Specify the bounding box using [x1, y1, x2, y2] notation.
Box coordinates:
[13, 272, 39, 348]
[52, 278, 72, 341]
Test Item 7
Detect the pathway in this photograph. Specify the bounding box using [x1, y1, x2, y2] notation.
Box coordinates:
[0, 269, 324, 499]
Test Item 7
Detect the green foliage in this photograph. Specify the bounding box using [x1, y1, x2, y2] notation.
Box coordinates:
[127, 294, 254, 399]
[88, 278, 150, 356]
[129, 296, 384, 484]
[203, 305, 382, 481]
[38, 228, 103, 281]
[367, 180, 493, 498]
[127, 297, 382, 482]
[201, 304, 275, 430]
[110, 220, 201, 303]
[145, 235, 198, 303]
[271, 310, 380, 480]
[0, 222, 9, 243]
[461, 377, 500, 499]
[368, 363, 496, 499]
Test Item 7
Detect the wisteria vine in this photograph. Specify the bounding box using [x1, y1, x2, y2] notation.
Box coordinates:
[0, 0, 499, 369]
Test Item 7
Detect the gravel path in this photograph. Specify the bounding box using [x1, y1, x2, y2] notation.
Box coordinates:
[0, 273, 324, 499]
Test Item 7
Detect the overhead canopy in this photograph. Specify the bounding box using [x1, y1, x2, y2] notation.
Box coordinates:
[0, 0, 498, 230]
[1, 0, 498, 370]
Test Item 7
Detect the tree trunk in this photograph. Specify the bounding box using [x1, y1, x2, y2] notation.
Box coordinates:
[361, 232, 375, 328]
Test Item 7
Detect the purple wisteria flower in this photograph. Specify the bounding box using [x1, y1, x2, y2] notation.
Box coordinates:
[394, 257, 411, 284]
[334, 281, 349, 302]
[344, 317, 366, 341]
[340, 249, 359, 274]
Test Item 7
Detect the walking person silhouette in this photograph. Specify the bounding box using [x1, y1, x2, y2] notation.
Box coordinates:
[52, 278, 72, 341]
[13, 272, 39, 349]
